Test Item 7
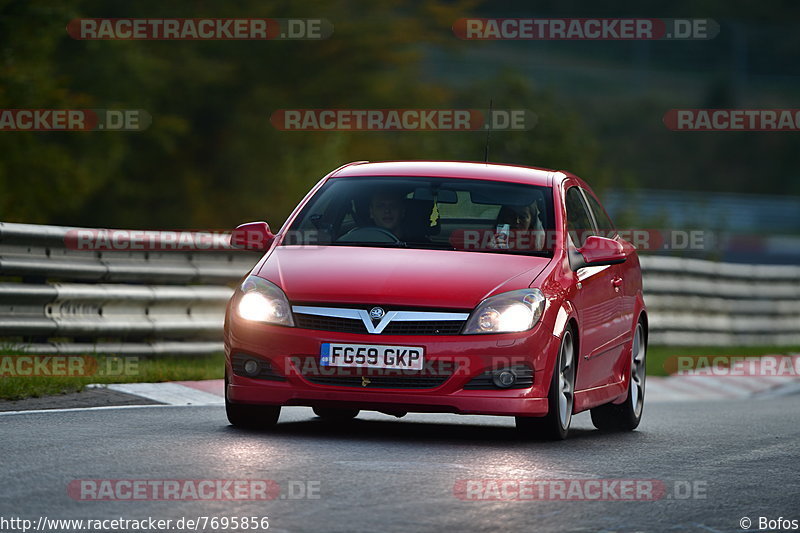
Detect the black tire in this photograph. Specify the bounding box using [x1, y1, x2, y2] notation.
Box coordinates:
[516, 326, 576, 441]
[225, 373, 281, 429]
[591, 320, 646, 431]
[313, 407, 360, 421]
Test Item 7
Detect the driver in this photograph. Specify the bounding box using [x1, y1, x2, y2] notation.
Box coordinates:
[369, 190, 406, 238]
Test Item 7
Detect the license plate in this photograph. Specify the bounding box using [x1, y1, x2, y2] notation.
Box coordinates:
[320, 343, 424, 370]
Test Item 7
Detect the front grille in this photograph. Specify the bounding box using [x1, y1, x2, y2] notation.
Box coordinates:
[294, 314, 364, 334]
[381, 321, 463, 335]
[231, 353, 286, 381]
[293, 313, 465, 335]
[463, 365, 534, 390]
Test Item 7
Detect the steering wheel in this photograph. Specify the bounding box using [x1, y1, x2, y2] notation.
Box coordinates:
[336, 226, 401, 244]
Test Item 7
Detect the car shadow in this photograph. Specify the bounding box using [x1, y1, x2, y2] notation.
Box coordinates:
[218, 415, 648, 447]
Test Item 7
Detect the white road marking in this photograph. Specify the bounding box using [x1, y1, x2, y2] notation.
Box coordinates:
[0, 404, 182, 416]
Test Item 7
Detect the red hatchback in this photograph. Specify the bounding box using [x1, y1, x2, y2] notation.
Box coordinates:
[224, 161, 647, 439]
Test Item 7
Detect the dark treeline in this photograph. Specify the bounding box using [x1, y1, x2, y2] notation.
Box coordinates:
[1, 0, 798, 229]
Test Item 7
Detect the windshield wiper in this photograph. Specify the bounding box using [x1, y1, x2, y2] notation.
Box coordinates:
[329, 241, 409, 248]
[474, 249, 553, 257]
[402, 241, 457, 250]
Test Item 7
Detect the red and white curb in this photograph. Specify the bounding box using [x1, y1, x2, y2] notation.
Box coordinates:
[90, 380, 225, 406]
[646, 374, 797, 402]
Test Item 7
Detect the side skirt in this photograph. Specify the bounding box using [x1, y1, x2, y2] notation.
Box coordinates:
[573, 380, 627, 412]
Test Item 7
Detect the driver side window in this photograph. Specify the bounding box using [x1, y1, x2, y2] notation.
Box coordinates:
[565, 187, 596, 248]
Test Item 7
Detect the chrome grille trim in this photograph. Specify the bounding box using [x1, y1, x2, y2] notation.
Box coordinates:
[291, 305, 469, 335]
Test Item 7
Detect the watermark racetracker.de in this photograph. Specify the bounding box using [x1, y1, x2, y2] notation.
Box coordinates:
[453, 18, 719, 40]
[665, 355, 800, 377]
[270, 109, 537, 131]
[453, 479, 708, 501]
[64, 228, 716, 252]
[64, 229, 236, 251]
[68, 479, 320, 501]
[67, 18, 333, 40]
[664, 109, 800, 131]
[0, 109, 150, 131]
[0, 355, 138, 377]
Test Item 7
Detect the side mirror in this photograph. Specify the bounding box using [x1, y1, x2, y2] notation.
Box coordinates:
[230, 222, 276, 251]
[578, 235, 627, 267]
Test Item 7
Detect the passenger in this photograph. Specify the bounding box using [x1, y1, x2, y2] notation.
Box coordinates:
[497, 205, 534, 231]
[494, 203, 545, 249]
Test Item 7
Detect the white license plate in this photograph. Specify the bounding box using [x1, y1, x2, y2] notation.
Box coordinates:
[320, 343, 424, 370]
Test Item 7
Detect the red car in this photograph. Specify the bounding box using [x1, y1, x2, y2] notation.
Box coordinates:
[224, 161, 647, 439]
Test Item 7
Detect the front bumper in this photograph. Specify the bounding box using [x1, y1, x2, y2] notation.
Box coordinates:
[224, 319, 559, 417]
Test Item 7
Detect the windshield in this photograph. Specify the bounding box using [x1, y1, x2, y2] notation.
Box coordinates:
[284, 177, 555, 255]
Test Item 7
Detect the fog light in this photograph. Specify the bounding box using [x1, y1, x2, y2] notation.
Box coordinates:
[492, 369, 517, 388]
[243, 359, 260, 376]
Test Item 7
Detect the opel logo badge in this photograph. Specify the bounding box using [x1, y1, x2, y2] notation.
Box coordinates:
[369, 307, 385, 321]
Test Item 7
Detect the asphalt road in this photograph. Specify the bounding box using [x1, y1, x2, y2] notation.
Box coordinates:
[1, 398, 799, 533]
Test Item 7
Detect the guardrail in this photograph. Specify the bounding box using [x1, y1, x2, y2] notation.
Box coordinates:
[640, 256, 800, 346]
[0, 222, 259, 355]
[2, 222, 798, 352]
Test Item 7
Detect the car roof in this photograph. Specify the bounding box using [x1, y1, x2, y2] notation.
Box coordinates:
[330, 160, 558, 187]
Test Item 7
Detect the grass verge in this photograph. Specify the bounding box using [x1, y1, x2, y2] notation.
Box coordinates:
[0, 352, 224, 401]
[646, 345, 800, 377]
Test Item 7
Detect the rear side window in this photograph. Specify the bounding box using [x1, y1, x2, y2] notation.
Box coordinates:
[583, 190, 616, 236]
[565, 187, 595, 247]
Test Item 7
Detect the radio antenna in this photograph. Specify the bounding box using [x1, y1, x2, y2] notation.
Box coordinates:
[484, 99, 493, 163]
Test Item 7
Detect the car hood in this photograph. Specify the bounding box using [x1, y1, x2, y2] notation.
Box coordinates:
[257, 245, 551, 309]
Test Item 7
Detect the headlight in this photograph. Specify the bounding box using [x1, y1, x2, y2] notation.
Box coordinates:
[233, 275, 294, 326]
[463, 289, 546, 334]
